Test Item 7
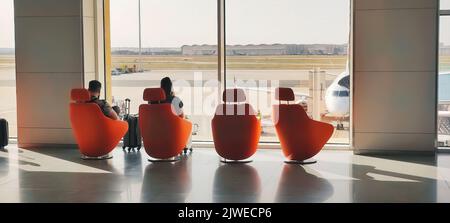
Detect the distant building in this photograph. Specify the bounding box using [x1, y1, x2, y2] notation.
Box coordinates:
[226, 44, 288, 56]
[112, 44, 348, 56]
[181, 44, 348, 56]
[112, 47, 181, 55]
[181, 45, 217, 55]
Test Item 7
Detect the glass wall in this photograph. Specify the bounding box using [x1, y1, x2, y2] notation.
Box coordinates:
[439, 2, 450, 147]
[442, 0, 450, 10]
[0, 0, 17, 137]
[225, 0, 350, 143]
[110, 0, 351, 144]
[110, 0, 219, 141]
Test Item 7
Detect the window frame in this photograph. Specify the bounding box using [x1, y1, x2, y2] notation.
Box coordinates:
[438, 2, 450, 148]
[108, 0, 352, 146]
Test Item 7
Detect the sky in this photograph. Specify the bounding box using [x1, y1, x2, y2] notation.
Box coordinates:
[2, 0, 450, 48]
[110, 0, 351, 48]
[0, 0, 14, 48]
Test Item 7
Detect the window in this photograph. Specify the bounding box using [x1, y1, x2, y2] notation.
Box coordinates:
[0, 0, 16, 137]
[110, 0, 219, 141]
[225, 0, 351, 143]
[110, 0, 351, 145]
[442, 0, 450, 10]
[439, 3, 450, 147]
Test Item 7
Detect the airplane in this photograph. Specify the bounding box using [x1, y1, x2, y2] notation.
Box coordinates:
[237, 71, 450, 138]
[324, 71, 350, 130]
[235, 70, 350, 132]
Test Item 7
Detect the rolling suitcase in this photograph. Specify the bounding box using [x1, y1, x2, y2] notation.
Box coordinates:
[0, 119, 8, 149]
[122, 99, 141, 152]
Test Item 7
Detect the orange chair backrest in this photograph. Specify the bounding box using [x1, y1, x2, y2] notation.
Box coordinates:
[212, 89, 261, 160]
[69, 88, 128, 157]
[273, 87, 333, 161]
[139, 88, 192, 159]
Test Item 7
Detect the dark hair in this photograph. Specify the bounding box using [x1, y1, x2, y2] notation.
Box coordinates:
[88, 80, 102, 93]
[160, 77, 173, 98]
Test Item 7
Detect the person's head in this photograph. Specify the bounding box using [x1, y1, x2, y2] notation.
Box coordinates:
[88, 80, 102, 98]
[160, 77, 173, 98]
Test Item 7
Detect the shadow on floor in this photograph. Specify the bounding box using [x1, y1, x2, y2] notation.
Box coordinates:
[316, 158, 439, 202]
[275, 164, 334, 203]
[213, 163, 261, 203]
[356, 153, 437, 166]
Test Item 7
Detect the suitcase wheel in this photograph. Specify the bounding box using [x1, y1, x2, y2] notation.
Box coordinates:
[122, 146, 126, 150]
[137, 146, 141, 151]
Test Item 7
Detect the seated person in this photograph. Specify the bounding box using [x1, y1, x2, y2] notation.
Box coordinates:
[88, 80, 120, 120]
[153, 77, 184, 118]
[159, 77, 192, 151]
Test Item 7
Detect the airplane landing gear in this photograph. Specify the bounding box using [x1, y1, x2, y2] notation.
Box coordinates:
[336, 119, 345, 130]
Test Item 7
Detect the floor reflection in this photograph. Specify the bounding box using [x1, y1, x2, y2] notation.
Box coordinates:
[140, 157, 192, 203]
[123, 150, 143, 179]
[0, 147, 447, 203]
[213, 164, 261, 203]
[0, 149, 9, 180]
[275, 164, 334, 203]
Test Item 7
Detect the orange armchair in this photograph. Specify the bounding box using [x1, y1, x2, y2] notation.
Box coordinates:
[69, 89, 128, 159]
[273, 87, 334, 164]
[139, 88, 192, 162]
[212, 89, 261, 163]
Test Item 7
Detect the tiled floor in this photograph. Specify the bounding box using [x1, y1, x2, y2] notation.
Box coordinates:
[0, 145, 450, 203]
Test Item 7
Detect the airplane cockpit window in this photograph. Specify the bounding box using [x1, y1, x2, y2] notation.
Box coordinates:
[333, 91, 349, 97]
[337, 75, 350, 89]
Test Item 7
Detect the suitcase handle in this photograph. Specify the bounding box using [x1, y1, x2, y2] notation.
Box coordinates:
[125, 98, 131, 115]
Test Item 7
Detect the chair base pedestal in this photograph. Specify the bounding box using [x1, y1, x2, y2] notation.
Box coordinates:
[148, 156, 181, 162]
[220, 158, 253, 164]
[284, 159, 317, 165]
[81, 154, 113, 160]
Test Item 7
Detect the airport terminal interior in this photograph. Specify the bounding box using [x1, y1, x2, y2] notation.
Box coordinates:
[0, 0, 449, 203]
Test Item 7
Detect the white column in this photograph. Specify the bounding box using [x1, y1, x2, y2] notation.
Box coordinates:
[352, 0, 438, 154]
[14, 0, 105, 148]
[309, 68, 326, 120]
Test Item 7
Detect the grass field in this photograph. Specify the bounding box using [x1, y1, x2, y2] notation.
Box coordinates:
[112, 55, 450, 72]
[112, 55, 348, 70]
[0, 55, 15, 69]
[440, 55, 450, 72]
[109, 54, 450, 71]
[3, 54, 450, 71]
